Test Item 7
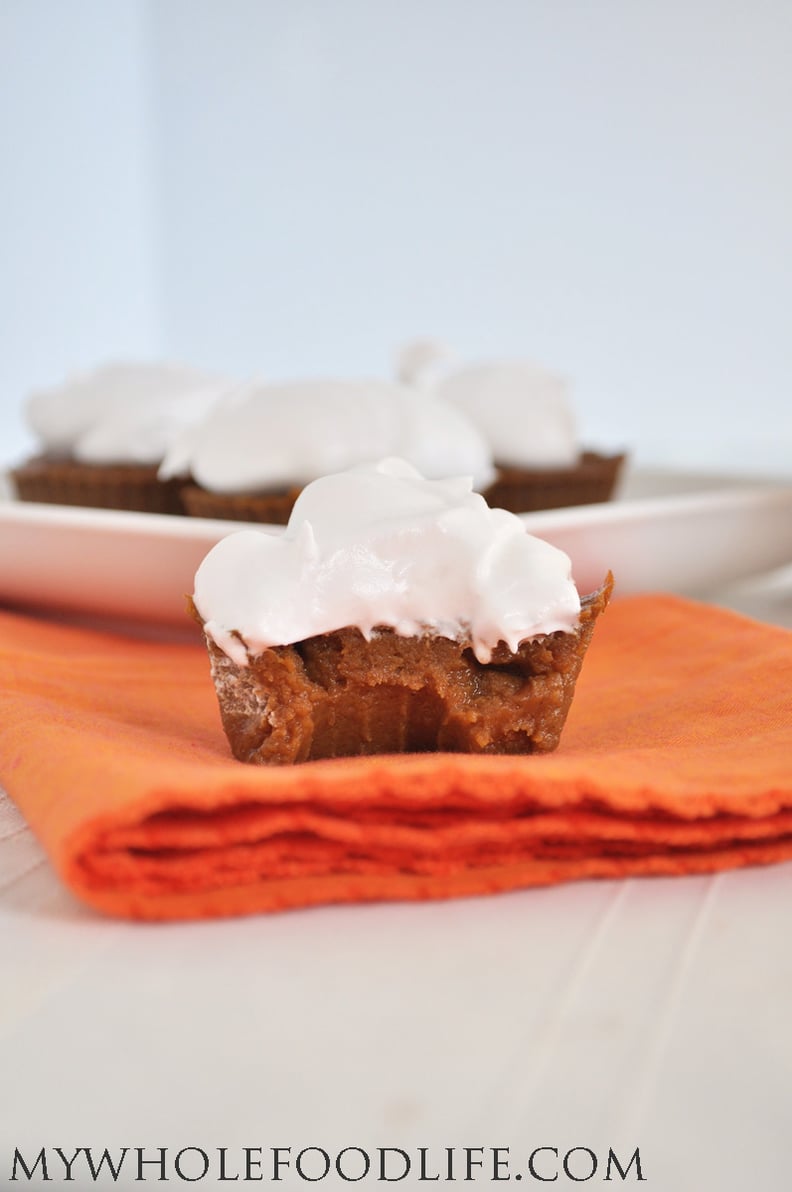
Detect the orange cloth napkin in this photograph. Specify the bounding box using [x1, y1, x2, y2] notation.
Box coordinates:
[1, 595, 791, 921]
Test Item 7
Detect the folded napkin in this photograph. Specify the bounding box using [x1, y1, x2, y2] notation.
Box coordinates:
[0, 595, 790, 921]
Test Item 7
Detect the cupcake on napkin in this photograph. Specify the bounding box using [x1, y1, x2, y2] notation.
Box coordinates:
[191, 456, 612, 764]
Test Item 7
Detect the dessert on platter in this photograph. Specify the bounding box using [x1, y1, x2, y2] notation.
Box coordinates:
[161, 378, 495, 523]
[10, 348, 624, 521]
[398, 340, 626, 512]
[11, 363, 227, 515]
[192, 457, 612, 764]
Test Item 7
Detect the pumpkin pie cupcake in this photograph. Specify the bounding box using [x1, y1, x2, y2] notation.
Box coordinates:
[191, 457, 612, 764]
[11, 362, 228, 515]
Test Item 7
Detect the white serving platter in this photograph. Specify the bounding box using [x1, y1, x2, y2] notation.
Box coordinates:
[1, 468, 791, 628]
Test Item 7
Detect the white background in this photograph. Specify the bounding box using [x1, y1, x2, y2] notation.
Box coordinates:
[1, 0, 791, 473]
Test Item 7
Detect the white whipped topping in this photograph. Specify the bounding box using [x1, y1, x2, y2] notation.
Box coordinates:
[194, 458, 581, 666]
[397, 342, 579, 469]
[396, 338, 455, 387]
[26, 363, 228, 465]
[159, 378, 496, 492]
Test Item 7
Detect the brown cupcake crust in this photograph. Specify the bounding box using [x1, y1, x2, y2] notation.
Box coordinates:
[483, 451, 626, 514]
[197, 574, 613, 765]
[11, 456, 187, 516]
[181, 483, 302, 525]
[180, 451, 626, 524]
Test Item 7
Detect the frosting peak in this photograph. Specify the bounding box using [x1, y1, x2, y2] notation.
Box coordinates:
[193, 458, 581, 665]
[397, 342, 579, 469]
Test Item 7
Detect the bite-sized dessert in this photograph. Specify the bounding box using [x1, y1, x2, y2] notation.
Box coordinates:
[160, 378, 496, 523]
[192, 458, 612, 764]
[11, 363, 227, 515]
[398, 340, 626, 512]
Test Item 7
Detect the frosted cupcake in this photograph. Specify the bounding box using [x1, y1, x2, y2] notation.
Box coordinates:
[11, 362, 227, 515]
[192, 457, 612, 764]
[161, 378, 496, 524]
[398, 342, 625, 512]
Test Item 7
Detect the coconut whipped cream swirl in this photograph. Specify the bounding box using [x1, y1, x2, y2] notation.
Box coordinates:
[398, 340, 579, 469]
[159, 378, 495, 491]
[26, 363, 227, 464]
[193, 458, 581, 666]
